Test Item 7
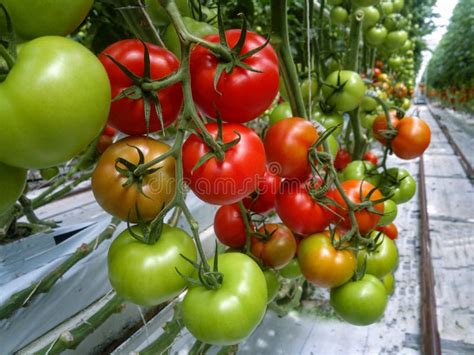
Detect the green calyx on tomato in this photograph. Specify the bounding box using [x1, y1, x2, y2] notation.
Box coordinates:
[0, 162, 26, 215]
[92, 136, 176, 223]
[108, 224, 197, 306]
[358, 231, 398, 278]
[0, 36, 111, 169]
[381, 168, 416, 204]
[330, 274, 388, 326]
[182, 253, 267, 345]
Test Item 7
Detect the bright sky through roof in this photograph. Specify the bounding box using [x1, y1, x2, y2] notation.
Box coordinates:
[417, 0, 459, 83]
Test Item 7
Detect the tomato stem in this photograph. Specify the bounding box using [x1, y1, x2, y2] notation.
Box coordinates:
[270, 0, 307, 119]
[349, 108, 365, 160]
[0, 43, 15, 71]
[159, 0, 233, 61]
[345, 8, 363, 71]
[238, 200, 253, 253]
[116, 0, 164, 46]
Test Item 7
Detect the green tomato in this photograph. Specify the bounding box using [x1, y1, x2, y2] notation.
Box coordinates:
[400, 39, 413, 52]
[380, 1, 393, 15]
[0, 162, 26, 215]
[384, 30, 408, 51]
[361, 6, 380, 29]
[162, 17, 217, 58]
[264, 269, 280, 303]
[279, 258, 302, 279]
[108, 225, 197, 306]
[388, 55, 403, 69]
[301, 77, 318, 105]
[378, 199, 398, 225]
[361, 112, 377, 129]
[313, 111, 344, 136]
[145, 0, 191, 27]
[341, 160, 381, 187]
[383, 168, 416, 204]
[0, 0, 93, 40]
[182, 253, 267, 345]
[365, 25, 388, 47]
[361, 96, 378, 112]
[322, 70, 366, 113]
[382, 273, 395, 295]
[358, 231, 398, 278]
[392, 0, 404, 12]
[330, 274, 388, 325]
[330, 6, 348, 25]
[352, 0, 380, 7]
[0, 36, 110, 169]
[270, 102, 293, 126]
[325, 56, 342, 73]
[383, 13, 401, 31]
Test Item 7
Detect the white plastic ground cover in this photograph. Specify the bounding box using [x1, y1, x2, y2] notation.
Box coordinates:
[0, 191, 218, 354]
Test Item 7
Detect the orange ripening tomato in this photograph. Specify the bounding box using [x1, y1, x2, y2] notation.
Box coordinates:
[392, 117, 431, 159]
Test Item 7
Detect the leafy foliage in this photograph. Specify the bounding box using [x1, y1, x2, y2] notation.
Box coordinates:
[426, 0, 474, 88]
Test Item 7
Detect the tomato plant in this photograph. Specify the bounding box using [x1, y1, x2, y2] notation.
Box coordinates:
[182, 123, 266, 205]
[251, 223, 297, 269]
[108, 225, 197, 306]
[330, 274, 388, 325]
[0, 162, 26, 215]
[0, 37, 110, 169]
[92, 136, 176, 223]
[190, 30, 279, 123]
[298, 232, 356, 288]
[276, 179, 333, 236]
[182, 253, 267, 345]
[214, 203, 247, 249]
[99, 40, 183, 136]
[264, 117, 318, 179]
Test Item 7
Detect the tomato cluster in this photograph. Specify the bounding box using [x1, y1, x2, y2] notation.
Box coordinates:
[0, 0, 433, 347]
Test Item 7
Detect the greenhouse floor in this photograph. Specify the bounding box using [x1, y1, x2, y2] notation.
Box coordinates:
[1, 104, 473, 355]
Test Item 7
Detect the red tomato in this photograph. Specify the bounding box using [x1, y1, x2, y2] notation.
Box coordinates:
[102, 125, 117, 137]
[99, 39, 183, 135]
[264, 117, 318, 179]
[372, 113, 399, 145]
[376, 223, 398, 240]
[182, 123, 266, 205]
[275, 178, 333, 236]
[373, 68, 381, 78]
[190, 30, 279, 123]
[334, 149, 353, 170]
[363, 151, 378, 165]
[392, 117, 431, 159]
[214, 204, 249, 249]
[251, 223, 297, 269]
[243, 169, 282, 214]
[328, 180, 384, 234]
